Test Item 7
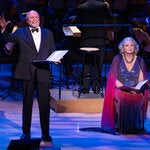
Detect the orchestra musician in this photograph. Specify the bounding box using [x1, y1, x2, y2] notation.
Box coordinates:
[76, 0, 113, 94]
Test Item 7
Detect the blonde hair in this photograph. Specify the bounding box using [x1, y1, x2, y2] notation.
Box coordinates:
[118, 36, 139, 55]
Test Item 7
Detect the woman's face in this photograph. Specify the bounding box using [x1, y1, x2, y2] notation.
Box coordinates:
[123, 41, 135, 54]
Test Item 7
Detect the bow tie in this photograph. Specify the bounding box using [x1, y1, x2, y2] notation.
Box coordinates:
[31, 28, 39, 33]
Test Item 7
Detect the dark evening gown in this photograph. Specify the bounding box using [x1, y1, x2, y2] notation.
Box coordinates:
[114, 59, 145, 134]
[101, 54, 149, 135]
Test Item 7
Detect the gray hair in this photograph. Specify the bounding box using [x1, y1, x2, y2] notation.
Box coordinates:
[118, 36, 139, 55]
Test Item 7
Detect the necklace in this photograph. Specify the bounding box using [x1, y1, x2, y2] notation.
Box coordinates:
[124, 54, 135, 64]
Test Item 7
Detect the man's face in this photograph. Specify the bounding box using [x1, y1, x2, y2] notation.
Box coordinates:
[26, 10, 40, 28]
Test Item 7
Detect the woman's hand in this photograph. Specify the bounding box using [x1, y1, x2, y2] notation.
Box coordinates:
[115, 79, 123, 88]
[129, 90, 137, 94]
[0, 14, 11, 32]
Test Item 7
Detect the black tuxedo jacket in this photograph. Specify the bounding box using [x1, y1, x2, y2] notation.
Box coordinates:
[5, 27, 55, 82]
[77, 0, 110, 24]
[76, 0, 112, 47]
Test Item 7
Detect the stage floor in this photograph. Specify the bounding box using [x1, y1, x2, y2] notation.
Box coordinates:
[0, 64, 150, 150]
[0, 98, 150, 150]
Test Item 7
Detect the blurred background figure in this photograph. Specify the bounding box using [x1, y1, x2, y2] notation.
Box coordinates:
[75, 0, 113, 94]
[3, 0, 25, 32]
[129, 1, 150, 69]
[0, 0, 25, 68]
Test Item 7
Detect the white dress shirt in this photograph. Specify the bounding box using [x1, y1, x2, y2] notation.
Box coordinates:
[30, 27, 41, 52]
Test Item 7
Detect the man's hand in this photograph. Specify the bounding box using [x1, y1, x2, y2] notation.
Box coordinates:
[104, 0, 110, 8]
[0, 14, 11, 32]
[4, 42, 15, 55]
[54, 60, 61, 65]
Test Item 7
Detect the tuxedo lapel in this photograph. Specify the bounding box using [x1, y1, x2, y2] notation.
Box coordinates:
[39, 28, 46, 52]
[24, 27, 37, 52]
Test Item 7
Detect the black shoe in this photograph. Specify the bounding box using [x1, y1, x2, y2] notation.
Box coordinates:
[80, 88, 89, 94]
[20, 134, 31, 140]
[93, 87, 100, 94]
[41, 135, 52, 142]
[93, 90, 100, 94]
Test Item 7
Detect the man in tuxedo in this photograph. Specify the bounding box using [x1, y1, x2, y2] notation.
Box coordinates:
[76, 0, 113, 93]
[0, 10, 55, 147]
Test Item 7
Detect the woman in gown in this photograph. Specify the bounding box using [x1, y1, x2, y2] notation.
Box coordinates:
[101, 36, 149, 134]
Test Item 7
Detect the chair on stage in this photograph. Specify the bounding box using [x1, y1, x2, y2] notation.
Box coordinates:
[62, 25, 106, 96]
[75, 20, 114, 97]
[78, 46, 104, 97]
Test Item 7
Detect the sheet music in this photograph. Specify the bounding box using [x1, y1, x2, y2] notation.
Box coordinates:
[63, 26, 81, 37]
[119, 79, 148, 92]
[134, 79, 148, 90]
[46, 50, 68, 62]
[33, 50, 68, 63]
